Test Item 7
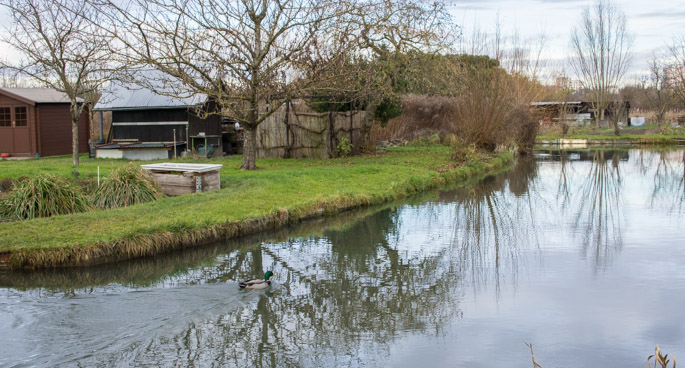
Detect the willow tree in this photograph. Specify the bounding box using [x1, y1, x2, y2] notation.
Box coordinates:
[0, 0, 113, 166]
[569, 0, 632, 134]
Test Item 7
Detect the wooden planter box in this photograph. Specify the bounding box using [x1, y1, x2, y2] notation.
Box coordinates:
[141, 163, 222, 196]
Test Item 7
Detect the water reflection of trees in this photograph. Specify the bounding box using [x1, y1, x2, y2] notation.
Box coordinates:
[0, 202, 412, 293]
[158, 159, 549, 368]
[8, 149, 684, 367]
[641, 150, 685, 213]
[569, 151, 624, 271]
[82, 206, 466, 367]
[446, 158, 543, 296]
[552, 149, 684, 269]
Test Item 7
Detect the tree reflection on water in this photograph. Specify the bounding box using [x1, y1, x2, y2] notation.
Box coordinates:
[446, 157, 541, 297]
[644, 150, 685, 213]
[570, 150, 625, 271]
[2, 149, 684, 368]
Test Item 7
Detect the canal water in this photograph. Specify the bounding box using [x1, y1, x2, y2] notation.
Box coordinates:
[1, 149, 684, 367]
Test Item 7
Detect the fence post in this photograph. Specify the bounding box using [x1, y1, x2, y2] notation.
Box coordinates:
[284, 100, 290, 158]
[349, 102, 354, 151]
[328, 101, 334, 158]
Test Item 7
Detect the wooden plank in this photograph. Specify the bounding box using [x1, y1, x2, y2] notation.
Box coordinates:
[201, 173, 220, 191]
[149, 171, 222, 196]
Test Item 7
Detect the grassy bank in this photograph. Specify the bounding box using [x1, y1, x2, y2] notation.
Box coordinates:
[0, 147, 513, 269]
[537, 123, 685, 143]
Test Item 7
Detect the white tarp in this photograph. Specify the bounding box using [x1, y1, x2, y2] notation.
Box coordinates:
[630, 117, 645, 127]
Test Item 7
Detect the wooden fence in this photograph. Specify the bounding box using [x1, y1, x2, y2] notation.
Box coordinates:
[256, 101, 366, 159]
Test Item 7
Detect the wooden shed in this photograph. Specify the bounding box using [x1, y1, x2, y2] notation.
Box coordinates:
[0, 88, 89, 158]
[93, 77, 224, 159]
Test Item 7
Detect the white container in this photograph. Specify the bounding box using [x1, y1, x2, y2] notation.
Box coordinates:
[630, 117, 645, 127]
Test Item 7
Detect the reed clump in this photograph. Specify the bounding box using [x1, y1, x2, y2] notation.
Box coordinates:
[648, 345, 676, 368]
[92, 164, 164, 209]
[0, 174, 91, 221]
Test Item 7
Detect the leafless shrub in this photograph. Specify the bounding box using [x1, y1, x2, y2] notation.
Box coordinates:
[511, 105, 539, 153]
[372, 94, 456, 141]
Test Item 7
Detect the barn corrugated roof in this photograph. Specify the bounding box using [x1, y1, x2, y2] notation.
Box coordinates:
[94, 75, 206, 111]
[0, 87, 82, 104]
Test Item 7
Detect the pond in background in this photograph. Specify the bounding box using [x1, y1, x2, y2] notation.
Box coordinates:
[1, 149, 684, 367]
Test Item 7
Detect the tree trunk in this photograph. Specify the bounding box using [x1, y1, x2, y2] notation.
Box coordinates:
[611, 105, 621, 136]
[71, 104, 80, 167]
[241, 124, 258, 170]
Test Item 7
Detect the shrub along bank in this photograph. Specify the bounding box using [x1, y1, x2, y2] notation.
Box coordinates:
[0, 147, 512, 269]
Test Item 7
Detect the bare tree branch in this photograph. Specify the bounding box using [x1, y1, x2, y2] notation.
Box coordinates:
[568, 0, 633, 132]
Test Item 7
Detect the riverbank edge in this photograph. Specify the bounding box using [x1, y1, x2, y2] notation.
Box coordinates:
[536, 137, 685, 147]
[0, 153, 514, 270]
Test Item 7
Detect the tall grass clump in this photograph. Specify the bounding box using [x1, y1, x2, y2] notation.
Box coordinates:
[648, 345, 676, 368]
[0, 174, 91, 221]
[92, 164, 164, 209]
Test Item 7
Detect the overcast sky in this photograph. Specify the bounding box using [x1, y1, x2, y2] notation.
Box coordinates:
[1, 0, 684, 83]
[447, 0, 685, 79]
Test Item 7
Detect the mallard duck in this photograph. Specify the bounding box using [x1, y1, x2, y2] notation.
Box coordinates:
[239, 271, 275, 290]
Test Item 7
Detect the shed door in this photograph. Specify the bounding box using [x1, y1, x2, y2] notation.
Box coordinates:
[0, 105, 31, 154]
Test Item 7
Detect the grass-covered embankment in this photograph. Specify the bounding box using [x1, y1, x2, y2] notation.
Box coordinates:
[0, 147, 512, 269]
[537, 124, 685, 145]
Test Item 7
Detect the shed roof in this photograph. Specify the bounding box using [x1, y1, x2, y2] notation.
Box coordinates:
[531, 101, 583, 106]
[0, 87, 81, 105]
[94, 75, 206, 111]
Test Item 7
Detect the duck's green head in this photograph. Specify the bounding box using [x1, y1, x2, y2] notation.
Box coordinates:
[265, 271, 275, 280]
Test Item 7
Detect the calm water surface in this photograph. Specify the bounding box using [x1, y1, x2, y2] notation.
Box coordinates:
[1, 149, 684, 367]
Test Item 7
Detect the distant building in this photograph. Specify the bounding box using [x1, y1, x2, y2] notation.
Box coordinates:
[531, 101, 592, 126]
[663, 64, 685, 87]
[532, 101, 627, 127]
[554, 77, 583, 92]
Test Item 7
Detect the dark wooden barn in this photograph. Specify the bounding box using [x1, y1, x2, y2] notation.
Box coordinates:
[93, 80, 223, 159]
[0, 88, 89, 158]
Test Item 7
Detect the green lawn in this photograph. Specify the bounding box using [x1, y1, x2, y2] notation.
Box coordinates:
[537, 123, 685, 141]
[0, 147, 512, 268]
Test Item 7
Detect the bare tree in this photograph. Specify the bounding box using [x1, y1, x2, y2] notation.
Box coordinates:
[100, 0, 454, 167]
[569, 0, 632, 134]
[646, 52, 674, 125]
[0, 0, 114, 166]
[669, 36, 685, 109]
[344, 0, 456, 148]
[102, 0, 362, 170]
